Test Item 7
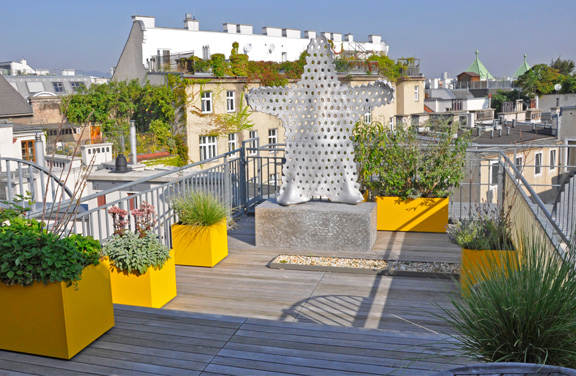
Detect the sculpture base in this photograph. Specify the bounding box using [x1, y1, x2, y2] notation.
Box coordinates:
[255, 199, 377, 252]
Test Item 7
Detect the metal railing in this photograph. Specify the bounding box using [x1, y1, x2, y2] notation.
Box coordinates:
[2, 141, 575, 251]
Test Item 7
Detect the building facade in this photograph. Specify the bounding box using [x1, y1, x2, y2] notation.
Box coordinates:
[113, 14, 389, 83]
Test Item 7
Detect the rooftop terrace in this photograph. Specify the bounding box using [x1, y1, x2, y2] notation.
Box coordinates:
[0, 218, 471, 375]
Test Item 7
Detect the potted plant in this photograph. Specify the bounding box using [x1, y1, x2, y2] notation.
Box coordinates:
[170, 190, 230, 267]
[102, 201, 176, 308]
[0, 201, 114, 359]
[353, 121, 469, 233]
[438, 233, 576, 370]
[446, 205, 516, 292]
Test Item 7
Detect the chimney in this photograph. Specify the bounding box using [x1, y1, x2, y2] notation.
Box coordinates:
[332, 33, 342, 42]
[184, 14, 199, 31]
[262, 26, 282, 37]
[282, 28, 301, 38]
[130, 120, 137, 164]
[223, 23, 237, 33]
[345, 33, 354, 42]
[321, 32, 332, 40]
[20, 58, 27, 66]
[237, 24, 253, 34]
[304, 30, 316, 39]
[369, 35, 382, 44]
[34, 133, 45, 168]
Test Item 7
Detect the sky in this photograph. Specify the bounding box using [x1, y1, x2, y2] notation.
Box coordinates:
[2, 0, 576, 79]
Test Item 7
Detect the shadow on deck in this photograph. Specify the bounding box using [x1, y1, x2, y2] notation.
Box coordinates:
[0, 216, 471, 375]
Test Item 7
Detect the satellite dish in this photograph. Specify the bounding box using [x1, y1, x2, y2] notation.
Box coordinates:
[554, 83, 562, 91]
[243, 43, 252, 53]
[268, 44, 275, 53]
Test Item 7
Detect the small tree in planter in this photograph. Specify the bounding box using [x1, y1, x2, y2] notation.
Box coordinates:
[353, 121, 469, 232]
[0, 200, 114, 359]
[170, 190, 231, 267]
[103, 201, 176, 308]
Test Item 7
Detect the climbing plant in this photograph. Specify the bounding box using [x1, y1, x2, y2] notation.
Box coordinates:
[61, 75, 190, 165]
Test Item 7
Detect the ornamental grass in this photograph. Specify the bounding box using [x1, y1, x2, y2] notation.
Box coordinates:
[171, 190, 230, 227]
[440, 234, 576, 367]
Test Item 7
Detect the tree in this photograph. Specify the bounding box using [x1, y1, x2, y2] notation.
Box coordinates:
[367, 54, 402, 81]
[551, 56, 575, 76]
[491, 89, 526, 113]
[516, 64, 562, 97]
[61, 77, 188, 164]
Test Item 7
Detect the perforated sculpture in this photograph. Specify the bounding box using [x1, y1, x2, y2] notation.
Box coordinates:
[246, 35, 395, 205]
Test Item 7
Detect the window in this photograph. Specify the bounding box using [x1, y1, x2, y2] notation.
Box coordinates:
[515, 156, 523, 172]
[226, 91, 235, 112]
[534, 152, 542, 176]
[249, 130, 258, 155]
[21, 140, 35, 162]
[282, 52, 288, 62]
[489, 160, 499, 186]
[550, 149, 557, 171]
[228, 133, 237, 152]
[414, 85, 419, 101]
[201, 91, 212, 113]
[268, 128, 277, 147]
[70, 82, 83, 92]
[53, 82, 64, 93]
[199, 136, 217, 160]
[26, 81, 44, 93]
[364, 107, 372, 124]
[389, 117, 395, 130]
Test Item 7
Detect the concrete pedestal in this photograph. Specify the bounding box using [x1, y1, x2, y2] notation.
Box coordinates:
[255, 199, 377, 252]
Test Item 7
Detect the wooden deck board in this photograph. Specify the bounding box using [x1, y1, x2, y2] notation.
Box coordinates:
[0, 216, 472, 375]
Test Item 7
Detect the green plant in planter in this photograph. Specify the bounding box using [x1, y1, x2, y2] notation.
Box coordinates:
[353, 121, 469, 201]
[446, 205, 514, 251]
[103, 202, 170, 274]
[439, 233, 576, 367]
[171, 190, 231, 227]
[0, 209, 101, 287]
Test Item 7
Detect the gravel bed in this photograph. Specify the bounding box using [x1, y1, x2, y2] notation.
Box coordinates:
[273, 255, 460, 274]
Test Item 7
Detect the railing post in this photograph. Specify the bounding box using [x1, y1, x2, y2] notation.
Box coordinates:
[239, 143, 247, 213]
[497, 152, 505, 213]
[223, 154, 231, 210]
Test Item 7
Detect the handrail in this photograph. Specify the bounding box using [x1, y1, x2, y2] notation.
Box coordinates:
[498, 151, 571, 250]
[0, 157, 73, 202]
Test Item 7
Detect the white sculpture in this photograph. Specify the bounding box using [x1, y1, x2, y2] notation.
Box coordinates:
[246, 35, 395, 205]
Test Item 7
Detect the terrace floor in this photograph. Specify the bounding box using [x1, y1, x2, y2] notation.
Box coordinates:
[0, 216, 473, 375]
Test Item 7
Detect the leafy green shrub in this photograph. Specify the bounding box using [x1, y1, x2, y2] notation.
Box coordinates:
[447, 206, 514, 250]
[210, 53, 229, 77]
[0, 216, 101, 286]
[353, 121, 469, 200]
[103, 231, 169, 274]
[440, 234, 576, 367]
[103, 202, 170, 274]
[171, 190, 230, 227]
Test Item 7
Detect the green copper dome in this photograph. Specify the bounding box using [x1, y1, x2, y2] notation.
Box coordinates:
[513, 54, 531, 78]
[465, 50, 494, 80]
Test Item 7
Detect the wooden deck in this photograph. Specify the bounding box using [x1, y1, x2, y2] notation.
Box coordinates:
[0, 216, 472, 375]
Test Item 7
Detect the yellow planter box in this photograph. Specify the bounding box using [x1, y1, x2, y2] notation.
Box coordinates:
[376, 196, 448, 233]
[0, 262, 114, 359]
[103, 249, 177, 308]
[460, 248, 518, 294]
[171, 220, 228, 267]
